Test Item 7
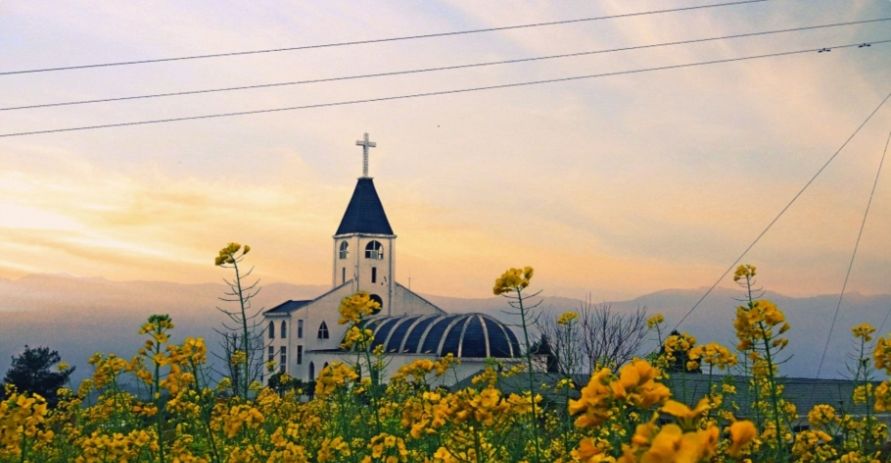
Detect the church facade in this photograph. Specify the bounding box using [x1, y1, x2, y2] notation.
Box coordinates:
[263, 134, 521, 385]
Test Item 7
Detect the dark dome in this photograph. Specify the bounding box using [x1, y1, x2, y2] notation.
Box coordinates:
[359, 313, 521, 358]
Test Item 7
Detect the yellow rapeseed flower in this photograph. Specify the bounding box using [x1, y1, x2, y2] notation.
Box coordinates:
[733, 264, 757, 282]
[852, 323, 876, 342]
[338, 292, 381, 325]
[647, 313, 665, 329]
[557, 311, 578, 326]
[727, 420, 757, 457]
[492, 266, 534, 295]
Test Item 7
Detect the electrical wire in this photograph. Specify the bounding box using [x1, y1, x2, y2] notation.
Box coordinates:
[0, 0, 770, 76]
[814, 130, 891, 379]
[672, 89, 891, 331]
[0, 39, 886, 139]
[4, 17, 887, 112]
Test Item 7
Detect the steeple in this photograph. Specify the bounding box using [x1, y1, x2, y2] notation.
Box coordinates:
[335, 178, 394, 236]
[332, 133, 396, 315]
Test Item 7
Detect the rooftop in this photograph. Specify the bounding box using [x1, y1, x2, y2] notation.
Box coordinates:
[335, 177, 393, 236]
[264, 299, 312, 315]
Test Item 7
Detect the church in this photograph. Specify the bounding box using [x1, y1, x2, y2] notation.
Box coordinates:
[263, 134, 522, 385]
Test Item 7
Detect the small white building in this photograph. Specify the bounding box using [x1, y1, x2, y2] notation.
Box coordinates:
[263, 134, 522, 385]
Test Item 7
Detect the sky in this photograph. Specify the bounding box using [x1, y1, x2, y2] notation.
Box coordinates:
[1, 0, 890, 301]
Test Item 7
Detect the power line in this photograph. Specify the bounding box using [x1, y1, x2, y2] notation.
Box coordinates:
[0, 38, 886, 139]
[815, 130, 891, 379]
[4, 18, 887, 112]
[0, 0, 770, 76]
[672, 90, 891, 331]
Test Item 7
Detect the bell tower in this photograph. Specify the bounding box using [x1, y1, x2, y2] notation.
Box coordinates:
[332, 133, 396, 315]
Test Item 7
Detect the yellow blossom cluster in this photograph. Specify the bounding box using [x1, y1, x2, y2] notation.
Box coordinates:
[646, 313, 664, 329]
[733, 299, 790, 351]
[391, 355, 457, 385]
[852, 323, 876, 342]
[557, 311, 578, 326]
[338, 292, 382, 324]
[569, 360, 670, 429]
[8, 266, 891, 463]
[663, 332, 696, 363]
[492, 266, 534, 295]
[0, 392, 53, 458]
[807, 404, 837, 430]
[619, 421, 718, 463]
[314, 361, 360, 398]
[874, 336, 891, 374]
[687, 342, 737, 371]
[214, 242, 249, 266]
[733, 264, 757, 282]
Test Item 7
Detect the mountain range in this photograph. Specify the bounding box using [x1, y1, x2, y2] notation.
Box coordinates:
[1, 273, 888, 383]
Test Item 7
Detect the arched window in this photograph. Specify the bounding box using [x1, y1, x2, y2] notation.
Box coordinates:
[309, 362, 315, 381]
[280, 321, 287, 339]
[365, 240, 383, 260]
[268, 321, 275, 339]
[339, 241, 349, 259]
[279, 346, 286, 373]
[318, 321, 330, 339]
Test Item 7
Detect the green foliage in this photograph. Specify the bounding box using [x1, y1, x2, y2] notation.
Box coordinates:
[3, 345, 73, 406]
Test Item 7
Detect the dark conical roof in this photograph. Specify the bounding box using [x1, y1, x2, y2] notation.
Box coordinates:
[335, 177, 394, 235]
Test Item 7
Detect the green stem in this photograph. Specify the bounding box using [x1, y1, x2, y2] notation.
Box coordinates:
[232, 259, 251, 399]
[153, 327, 165, 463]
[474, 428, 482, 463]
[19, 433, 28, 463]
[362, 337, 382, 433]
[758, 321, 784, 460]
[516, 287, 541, 463]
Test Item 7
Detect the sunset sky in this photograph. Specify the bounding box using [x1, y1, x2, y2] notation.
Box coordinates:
[1, 0, 890, 301]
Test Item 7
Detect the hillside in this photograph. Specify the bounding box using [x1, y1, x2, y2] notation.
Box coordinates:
[1, 274, 888, 382]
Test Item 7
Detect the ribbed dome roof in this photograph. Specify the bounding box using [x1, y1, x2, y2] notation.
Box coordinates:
[358, 313, 521, 358]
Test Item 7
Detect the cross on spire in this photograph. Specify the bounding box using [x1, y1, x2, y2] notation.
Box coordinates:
[355, 132, 377, 177]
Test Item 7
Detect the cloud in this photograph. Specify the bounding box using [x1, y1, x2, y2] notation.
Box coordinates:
[0, 1, 888, 300]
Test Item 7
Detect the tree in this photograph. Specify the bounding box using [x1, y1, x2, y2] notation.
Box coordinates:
[535, 314, 582, 377]
[3, 345, 74, 406]
[538, 299, 649, 376]
[214, 242, 264, 399]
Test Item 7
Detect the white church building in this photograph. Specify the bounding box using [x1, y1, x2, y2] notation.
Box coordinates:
[263, 134, 522, 385]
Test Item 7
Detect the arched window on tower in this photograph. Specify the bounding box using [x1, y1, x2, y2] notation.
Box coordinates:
[280, 321, 287, 339]
[365, 240, 383, 260]
[318, 321, 330, 339]
[339, 241, 349, 259]
[268, 321, 275, 339]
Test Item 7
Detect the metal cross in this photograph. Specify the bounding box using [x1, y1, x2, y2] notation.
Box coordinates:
[355, 132, 377, 177]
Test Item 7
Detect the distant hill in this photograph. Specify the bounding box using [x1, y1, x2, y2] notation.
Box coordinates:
[1, 274, 888, 383]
